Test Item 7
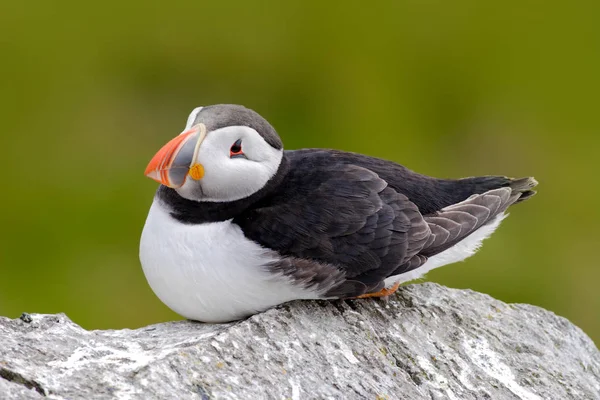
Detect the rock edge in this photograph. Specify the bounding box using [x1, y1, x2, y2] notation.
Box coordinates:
[1, 283, 599, 399]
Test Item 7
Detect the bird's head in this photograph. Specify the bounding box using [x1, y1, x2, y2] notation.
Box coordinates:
[145, 105, 284, 202]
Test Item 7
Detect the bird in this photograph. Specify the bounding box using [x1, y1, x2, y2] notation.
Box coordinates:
[140, 104, 537, 323]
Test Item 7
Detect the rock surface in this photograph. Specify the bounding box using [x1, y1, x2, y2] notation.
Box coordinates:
[0, 283, 598, 400]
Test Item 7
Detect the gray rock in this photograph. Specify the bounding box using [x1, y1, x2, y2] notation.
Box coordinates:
[0, 283, 598, 400]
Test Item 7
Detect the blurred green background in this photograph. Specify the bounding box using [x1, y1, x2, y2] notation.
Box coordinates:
[1, 1, 598, 344]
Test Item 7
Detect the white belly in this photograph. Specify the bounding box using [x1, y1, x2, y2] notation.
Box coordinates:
[139, 200, 317, 323]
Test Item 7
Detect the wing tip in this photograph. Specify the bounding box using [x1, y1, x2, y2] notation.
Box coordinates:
[509, 176, 538, 203]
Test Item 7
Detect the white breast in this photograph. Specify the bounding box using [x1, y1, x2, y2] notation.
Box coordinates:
[139, 200, 318, 323]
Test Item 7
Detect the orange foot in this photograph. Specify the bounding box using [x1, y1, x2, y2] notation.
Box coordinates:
[356, 282, 401, 299]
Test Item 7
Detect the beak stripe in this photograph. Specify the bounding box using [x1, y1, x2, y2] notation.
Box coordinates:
[144, 123, 207, 188]
[191, 123, 207, 168]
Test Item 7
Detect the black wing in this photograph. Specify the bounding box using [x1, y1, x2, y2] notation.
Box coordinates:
[234, 150, 536, 298]
[284, 149, 536, 215]
[234, 162, 430, 297]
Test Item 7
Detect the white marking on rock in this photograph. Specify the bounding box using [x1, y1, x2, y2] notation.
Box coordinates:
[463, 337, 542, 400]
[50, 341, 156, 374]
[289, 379, 301, 400]
[455, 359, 478, 392]
[338, 340, 359, 364]
[416, 355, 459, 400]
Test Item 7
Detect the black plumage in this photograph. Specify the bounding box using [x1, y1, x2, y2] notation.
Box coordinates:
[158, 146, 537, 298]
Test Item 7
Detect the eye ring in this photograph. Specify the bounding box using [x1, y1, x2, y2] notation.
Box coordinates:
[230, 139, 244, 158]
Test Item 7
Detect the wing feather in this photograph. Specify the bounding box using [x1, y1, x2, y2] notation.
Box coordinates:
[421, 187, 517, 257]
[236, 163, 430, 297]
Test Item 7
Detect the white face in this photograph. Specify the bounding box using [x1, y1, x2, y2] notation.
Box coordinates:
[176, 125, 283, 202]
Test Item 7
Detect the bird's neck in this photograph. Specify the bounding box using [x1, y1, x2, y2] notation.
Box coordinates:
[156, 155, 290, 224]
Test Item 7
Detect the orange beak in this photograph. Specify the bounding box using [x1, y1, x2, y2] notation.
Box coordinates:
[144, 123, 207, 188]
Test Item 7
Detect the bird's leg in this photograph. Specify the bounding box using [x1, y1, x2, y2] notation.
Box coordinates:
[355, 282, 401, 299]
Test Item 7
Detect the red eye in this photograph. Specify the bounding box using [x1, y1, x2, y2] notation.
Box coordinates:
[230, 139, 244, 158]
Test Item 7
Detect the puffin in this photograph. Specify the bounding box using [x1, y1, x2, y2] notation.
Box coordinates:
[140, 104, 537, 323]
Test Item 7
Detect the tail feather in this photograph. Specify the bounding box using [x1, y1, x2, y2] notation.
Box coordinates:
[381, 176, 538, 285]
[421, 175, 537, 257]
[508, 176, 538, 203]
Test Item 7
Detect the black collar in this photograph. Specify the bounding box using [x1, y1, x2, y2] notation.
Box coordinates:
[156, 155, 290, 224]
